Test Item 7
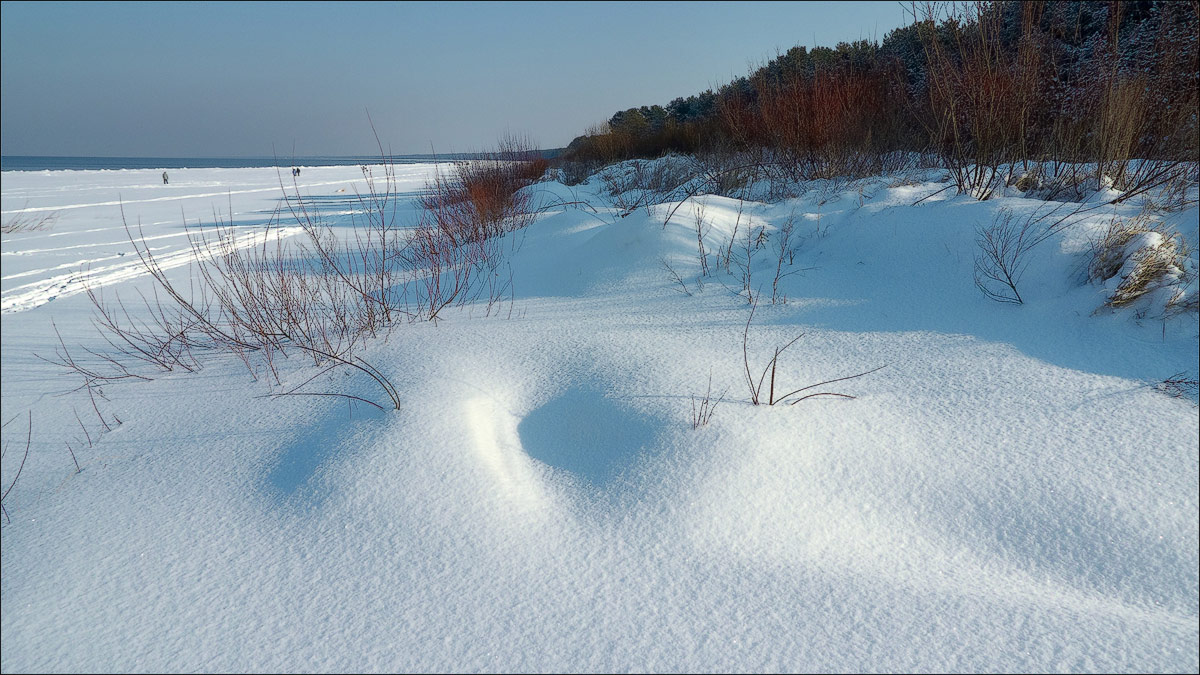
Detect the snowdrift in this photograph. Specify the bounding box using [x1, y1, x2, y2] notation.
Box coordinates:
[2, 161, 1197, 672]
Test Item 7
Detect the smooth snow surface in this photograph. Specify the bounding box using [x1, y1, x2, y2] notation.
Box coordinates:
[2, 162, 1197, 672]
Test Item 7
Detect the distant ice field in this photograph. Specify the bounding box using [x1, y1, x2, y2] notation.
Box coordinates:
[1, 163, 441, 314]
[0, 154, 487, 171]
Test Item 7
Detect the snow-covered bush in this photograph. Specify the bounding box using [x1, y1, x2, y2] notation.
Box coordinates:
[598, 155, 698, 215]
[1010, 166, 1093, 202]
[553, 158, 602, 186]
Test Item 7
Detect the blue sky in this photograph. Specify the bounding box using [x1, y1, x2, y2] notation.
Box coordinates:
[1, 1, 911, 157]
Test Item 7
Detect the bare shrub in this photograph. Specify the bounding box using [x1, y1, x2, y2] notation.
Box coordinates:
[98, 209, 406, 410]
[567, 121, 634, 164]
[405, 135, 546, 321]
[69, 134, 542, 412]
[709, 164, 755, 197]
[740, 296, 883, 406]
[693, 148, 765, 198]
[691, 371, 726, 429]
[974, 208, 1036, 304]
[83, 282, 202, 374]
[420, 133, 545, 244]
[730, 217, 766, 305]
[769, 213, 801, 305]
[1076, 71, 1196, 205]
[561, 0, 1195, 197]
[1155, 372, 1200, 400]
[403, 213, 508, 322]
[660, 258, 692, 297]
[692, 201, 712, 278]
[752, 66, 912, 181]
[918, 2, 1047, 200]
[1085, 2, 1198, 204]
[974, 201, 1109, 304]
[1022, 3, 1196, 205]
[2, 206, 58, 234]
[1, 412, 31, 525]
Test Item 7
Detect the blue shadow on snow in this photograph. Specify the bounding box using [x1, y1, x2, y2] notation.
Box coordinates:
[517, 386, 660, 487]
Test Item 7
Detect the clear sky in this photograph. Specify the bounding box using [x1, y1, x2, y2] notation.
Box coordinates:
[1, 1, 912, 157]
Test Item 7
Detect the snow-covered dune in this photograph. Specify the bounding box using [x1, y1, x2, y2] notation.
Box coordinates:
[2, 162, 1196, 672]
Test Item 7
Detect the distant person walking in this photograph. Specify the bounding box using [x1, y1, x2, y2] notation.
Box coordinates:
[162, 171, 168, 185]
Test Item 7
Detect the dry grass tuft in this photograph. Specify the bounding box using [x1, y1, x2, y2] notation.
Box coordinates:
[1089, 212, 1192, 310]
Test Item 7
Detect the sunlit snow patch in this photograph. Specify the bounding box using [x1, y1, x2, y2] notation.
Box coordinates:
[465, 396, 552, 511]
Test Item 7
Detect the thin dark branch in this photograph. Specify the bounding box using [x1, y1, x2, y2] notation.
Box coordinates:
[783, 365, 888, 403]
[264, 391, 385, 411]
[1, 412, 33, 513]
[788, 392, 858, 403]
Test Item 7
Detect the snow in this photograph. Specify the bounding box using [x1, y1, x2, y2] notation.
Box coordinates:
[2, 160, 1197, 672]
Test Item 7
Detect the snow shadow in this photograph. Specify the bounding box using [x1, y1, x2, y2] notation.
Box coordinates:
[265, 399, 384, 503]
[517, 386, 660, 487]
[295, 191, 426, 208]
[166, 214, 281, 231]
[269, 191, 429, 228]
